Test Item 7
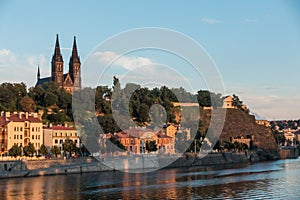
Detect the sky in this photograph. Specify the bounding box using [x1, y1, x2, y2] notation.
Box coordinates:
[0, 0, 299, 120]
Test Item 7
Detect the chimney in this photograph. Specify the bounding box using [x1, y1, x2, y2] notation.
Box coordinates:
[0, 111, 4, 117]
[5, 112, 10, 119]
[25, 112, 28, 119]
[19, 112, 24, 119]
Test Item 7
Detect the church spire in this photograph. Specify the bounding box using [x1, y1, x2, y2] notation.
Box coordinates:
[71, 36, 80, 63]
[53, 34, 63, 62]
[37, 65, 40, 80]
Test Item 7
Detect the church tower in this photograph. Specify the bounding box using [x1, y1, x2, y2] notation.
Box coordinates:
[69, 36, 81, 90]
[51, 34, 64, 86]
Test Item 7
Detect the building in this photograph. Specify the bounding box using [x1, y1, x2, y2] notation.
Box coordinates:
[112, 127, 175, 154]
[162, 124, 178, 138]
[0, 116, 7, 155]
[256, 120, 270, 127]
[36, 34, 81, 94]
[0, 112, 43, 154]
[231, 135, 252, 149]
[43, 125, 80, 151]
[115, 132, 140, 154]
[222, 95, 236, 109]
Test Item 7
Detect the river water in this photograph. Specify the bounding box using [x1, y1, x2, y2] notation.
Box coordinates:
[0, 159, 300, 199]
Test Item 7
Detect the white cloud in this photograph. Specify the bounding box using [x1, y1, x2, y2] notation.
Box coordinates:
[201, 17, 222, 24]
[0, 49, 17, 67]
[0, 48, 48, 87]
[92, 51, 154, 70]
[26, 54, 47, 68]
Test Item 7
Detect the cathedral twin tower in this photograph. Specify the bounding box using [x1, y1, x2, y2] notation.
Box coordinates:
[36, 34, 81, 94]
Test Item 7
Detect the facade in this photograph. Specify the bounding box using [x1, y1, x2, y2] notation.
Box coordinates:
[0, 112, 43, 154]
[36, 34, 81, 94]
[231, 135, 252, 148]
[112, 127, 176, 154]
[115, 132, 140, 154]
[222, 95, 236, 109]
[43, 125, 80, 151]
[0, 116, 7, 155]
[162, 124, 178, 138]
[256, 120, 270, 127]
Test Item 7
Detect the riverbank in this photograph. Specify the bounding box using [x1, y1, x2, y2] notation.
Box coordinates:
[0, 151, 268, 179]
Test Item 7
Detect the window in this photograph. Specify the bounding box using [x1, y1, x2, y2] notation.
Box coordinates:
[32, 135, 34, 140]
[32, 127, 34, 132]
[14, 127, 16, 131]
[17, 135, 19, 139]
[17, 127, 19, 131]
[20, 127, 23, 131]
[20, 135, 22, 140]
[55, 139, 58, 144]
[25, 122, 28, 128]
[36, 135, 38, 139]
[14, 135, 16, 139]
[38, 135, 40, 140]
[70, 133, 72, 137]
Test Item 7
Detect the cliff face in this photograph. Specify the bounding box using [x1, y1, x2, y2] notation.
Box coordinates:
[201, 108, 278, 152]
[220, 109, 277, 151]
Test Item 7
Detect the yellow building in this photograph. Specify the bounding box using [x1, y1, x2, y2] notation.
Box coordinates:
[43, 125, 80, 151]
[222, 95, 236, 109]
[0, 112, 43, 153]
[162, 124, 178, 138]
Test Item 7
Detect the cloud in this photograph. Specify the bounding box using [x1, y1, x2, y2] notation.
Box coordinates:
[26, 54, 47, 67]
[92, 51, 154, 70]
[0, 48, 48, 86]
[0, 49, 17, 67]
[201, 17, 222, 24]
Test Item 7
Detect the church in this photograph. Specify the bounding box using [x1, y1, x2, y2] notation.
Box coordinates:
[36, 34, 81, 94]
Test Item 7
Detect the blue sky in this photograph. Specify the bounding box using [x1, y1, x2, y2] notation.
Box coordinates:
[0, 0, 299, 120]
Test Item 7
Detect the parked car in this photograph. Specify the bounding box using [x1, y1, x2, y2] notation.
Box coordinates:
[45, 155, 52, 159]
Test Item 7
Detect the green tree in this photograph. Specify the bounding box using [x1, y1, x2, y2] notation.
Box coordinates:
[39, 144, 49, 156]
[23, 143, 36, 157]
[8, 144, 22, 157]
[146, 140, 158, 152]
[51, 146, 61, 157]
[63, 139, 76, 157]
[138, 103, 149, 123]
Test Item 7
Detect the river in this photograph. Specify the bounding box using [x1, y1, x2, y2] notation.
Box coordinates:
[0, 159, 299, 199]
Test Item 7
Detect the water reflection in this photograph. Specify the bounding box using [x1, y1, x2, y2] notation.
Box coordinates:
[0, 159, 299, 199]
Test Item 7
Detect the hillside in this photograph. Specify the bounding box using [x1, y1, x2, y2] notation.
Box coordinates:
[201, 108, 278, 158]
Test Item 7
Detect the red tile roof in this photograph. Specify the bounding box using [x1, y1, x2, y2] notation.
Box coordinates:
[51, 126, 75, 131]
[8, 114, 41, 123]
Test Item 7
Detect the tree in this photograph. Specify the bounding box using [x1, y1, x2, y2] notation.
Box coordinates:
[51, 146, 61, 157]
[23, 143, 36, 157]
[40, 144, 49, 156]
[20, 96, 36, 112]
[8, 144, 22, 157]
[63, 139, 77, 157]
[138, 103, 149, 123]
[146, 140, 158, 152]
